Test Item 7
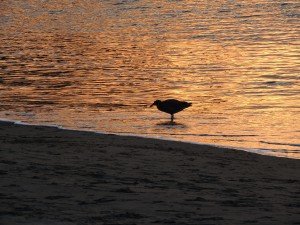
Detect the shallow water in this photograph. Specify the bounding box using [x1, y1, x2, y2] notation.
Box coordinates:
[0, 0, 299, 158]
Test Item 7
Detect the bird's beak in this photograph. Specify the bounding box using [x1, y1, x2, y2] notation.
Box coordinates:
[150, 103, 154, 107]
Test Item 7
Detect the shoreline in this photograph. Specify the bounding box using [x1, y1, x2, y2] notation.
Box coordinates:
[0, 118, 296, 159]
[1, 121, 300, 224]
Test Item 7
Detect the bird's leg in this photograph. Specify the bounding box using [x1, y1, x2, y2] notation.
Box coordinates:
[171, 114, 174, 123]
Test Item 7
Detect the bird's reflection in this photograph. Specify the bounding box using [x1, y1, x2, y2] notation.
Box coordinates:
[156, 121, 187, 128]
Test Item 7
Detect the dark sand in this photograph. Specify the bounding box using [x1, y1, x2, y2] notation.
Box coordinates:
[0, 121, 299, 225]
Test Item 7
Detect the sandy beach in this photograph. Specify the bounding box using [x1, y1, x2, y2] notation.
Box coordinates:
[0, 121, 299, 225]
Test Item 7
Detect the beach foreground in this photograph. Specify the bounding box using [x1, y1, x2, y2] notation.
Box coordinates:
[1, 121, 299, 225]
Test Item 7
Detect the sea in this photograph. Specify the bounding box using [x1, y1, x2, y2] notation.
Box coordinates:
[0, 0, 299, 158]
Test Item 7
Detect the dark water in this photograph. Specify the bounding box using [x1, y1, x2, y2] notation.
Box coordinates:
[0, 0, 299, 158]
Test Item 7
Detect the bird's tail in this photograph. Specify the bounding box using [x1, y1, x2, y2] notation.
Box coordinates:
[186, 102, 192, 107]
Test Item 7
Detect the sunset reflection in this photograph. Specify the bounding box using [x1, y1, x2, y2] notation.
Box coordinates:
[0, 0, 299, 158]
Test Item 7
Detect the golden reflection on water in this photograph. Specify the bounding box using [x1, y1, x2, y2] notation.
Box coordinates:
[0, 0, 299, 158]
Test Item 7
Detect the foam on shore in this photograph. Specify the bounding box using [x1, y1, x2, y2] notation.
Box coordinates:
[0, 118, 292, 159]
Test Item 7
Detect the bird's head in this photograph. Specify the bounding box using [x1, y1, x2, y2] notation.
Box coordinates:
[150, 100, 161, 107]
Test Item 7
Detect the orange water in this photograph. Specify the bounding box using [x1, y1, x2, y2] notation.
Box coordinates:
[0, 0, 299, 158]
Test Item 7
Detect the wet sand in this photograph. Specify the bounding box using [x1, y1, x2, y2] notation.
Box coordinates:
[1, 121, 299, 225]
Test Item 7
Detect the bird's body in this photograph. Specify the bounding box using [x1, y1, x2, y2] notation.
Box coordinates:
[150, 99, 192, 122]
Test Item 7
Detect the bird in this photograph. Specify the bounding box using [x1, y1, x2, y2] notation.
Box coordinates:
[150, 99, 192, 122]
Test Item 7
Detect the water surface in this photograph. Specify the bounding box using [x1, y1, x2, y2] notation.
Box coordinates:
[0, 0, 299, 158]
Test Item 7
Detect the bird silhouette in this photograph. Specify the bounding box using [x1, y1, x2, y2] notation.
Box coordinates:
[150, 99, 192, 122]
